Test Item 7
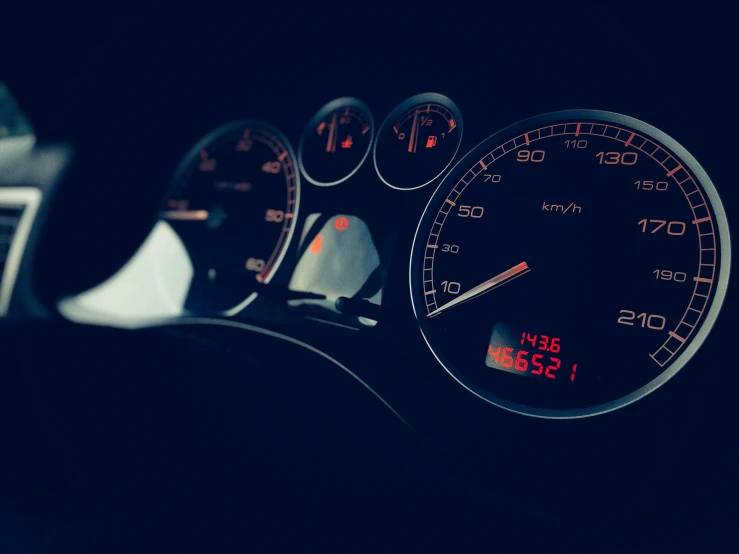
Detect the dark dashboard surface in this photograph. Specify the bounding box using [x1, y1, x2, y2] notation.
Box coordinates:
[3, 6, 738, 552]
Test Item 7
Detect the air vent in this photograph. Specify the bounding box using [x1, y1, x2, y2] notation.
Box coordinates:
[0, 205, 25, 288]
[0, 188, 42, 316]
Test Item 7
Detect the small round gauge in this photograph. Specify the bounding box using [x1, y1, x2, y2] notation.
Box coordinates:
[373, 93, 463, 190]
[410, 110, 730, 418]
[298, 97, 374, 186]
[160, 120, 299, 315]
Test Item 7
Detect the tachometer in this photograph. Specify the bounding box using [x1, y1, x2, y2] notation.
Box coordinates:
[409, 110, 730, 417]
[160, 120, 299, 315]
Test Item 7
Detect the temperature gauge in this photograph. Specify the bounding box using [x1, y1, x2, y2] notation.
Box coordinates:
[373, 93, 463, 190]
[298, 97, 374, 187]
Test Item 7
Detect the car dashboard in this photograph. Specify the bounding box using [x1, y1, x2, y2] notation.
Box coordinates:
[1, 8, 737, 552]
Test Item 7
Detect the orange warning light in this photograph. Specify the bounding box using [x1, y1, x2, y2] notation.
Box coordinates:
[334, 217, 349, 231]
[310, 234, 323, 254]
[340, 135, 353, 149]
[426, 136, 437, 148]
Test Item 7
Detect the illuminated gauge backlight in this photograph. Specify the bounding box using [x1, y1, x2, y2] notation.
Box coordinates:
[485, 323, 578, 383]
[160, 120, 299, 315]
[410, 110, 730, 417]
[374, 93, 463, 190]
[299, 97, 374, 187]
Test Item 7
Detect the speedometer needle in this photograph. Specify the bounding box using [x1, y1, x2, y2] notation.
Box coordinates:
[427, 261, 530, 318]
[160, 209, 210, 221]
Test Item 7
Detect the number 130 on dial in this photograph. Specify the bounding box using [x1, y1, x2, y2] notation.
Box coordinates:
[410, 109, 730, 418]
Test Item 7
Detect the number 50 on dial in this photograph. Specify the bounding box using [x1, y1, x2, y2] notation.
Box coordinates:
[410, 110, 730, 418]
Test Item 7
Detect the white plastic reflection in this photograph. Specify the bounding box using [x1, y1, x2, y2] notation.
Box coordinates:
[288, 214, 381, 326]
[59, 221, 193, 326]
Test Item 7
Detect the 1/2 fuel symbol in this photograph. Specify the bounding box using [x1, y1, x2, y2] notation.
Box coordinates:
[373, 92, 463, 190]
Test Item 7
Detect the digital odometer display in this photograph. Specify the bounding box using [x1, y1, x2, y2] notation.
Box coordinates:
[410, 110, 730, 417]
[485, 323, 578, 383]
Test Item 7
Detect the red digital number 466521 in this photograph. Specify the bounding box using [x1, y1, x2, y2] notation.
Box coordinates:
[488, 345, 577, 381]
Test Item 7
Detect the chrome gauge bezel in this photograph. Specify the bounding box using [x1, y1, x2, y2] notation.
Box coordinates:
[373, 92, 463, 191]
[409, 109, 731, 418]
[159, 119, 301, 317]
[298, 97, 375, 187]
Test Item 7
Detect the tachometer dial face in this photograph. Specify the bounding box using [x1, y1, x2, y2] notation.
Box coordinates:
[161, 120, 299, 314]
[298, 97, 374, 186]
[410, 110, 730, 418]
[374, 93, 462, 190]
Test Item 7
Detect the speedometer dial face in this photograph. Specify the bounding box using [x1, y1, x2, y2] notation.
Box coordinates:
[410, 110, 730, 418]
[161, 120, 299, 315]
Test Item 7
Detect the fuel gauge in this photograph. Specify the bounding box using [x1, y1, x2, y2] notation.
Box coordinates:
[298, 97, 374, 187]
[373, 93, 463, 190]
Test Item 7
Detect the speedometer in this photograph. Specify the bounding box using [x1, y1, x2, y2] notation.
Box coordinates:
[409, 110, 730, 418]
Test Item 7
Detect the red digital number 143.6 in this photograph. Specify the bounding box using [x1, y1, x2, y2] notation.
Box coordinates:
[520, 332, 561, 353]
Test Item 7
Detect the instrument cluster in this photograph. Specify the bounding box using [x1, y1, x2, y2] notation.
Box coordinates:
[146, 93, 730, 420]
[156, 92, 465, 320]
[7, 11, 738, 546]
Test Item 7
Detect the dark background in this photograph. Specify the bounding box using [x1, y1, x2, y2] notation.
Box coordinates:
[3, 3, 738, 551]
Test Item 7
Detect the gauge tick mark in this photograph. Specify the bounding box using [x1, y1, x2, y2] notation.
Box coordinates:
[427, 261, 530, 318]
[667, 165, 683, 177]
